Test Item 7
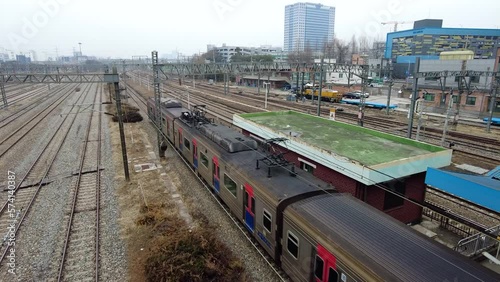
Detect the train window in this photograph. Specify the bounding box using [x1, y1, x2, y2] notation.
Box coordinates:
[223, 174, 237, 197]
[287, 231, 299, 259]
[314, 255, 324, 280]
[244, 191, 249, 208]
[263, 209, 272, 232]
[328, 267, 339, 282]
[184, 138, 191, 151]
[200, 152, 209, 168]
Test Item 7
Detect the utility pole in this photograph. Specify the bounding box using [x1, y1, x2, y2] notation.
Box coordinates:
[454, 60, 467, 125]
[152, 51, 165, 158]
[358, 66, 369, 127]
[407, 57, 421, 139]
[441, 92, 454, 146]
[301, 71, 305, 97]
[317, 56, 324, 116]
[1, 73, 7, 108]
[224, 72, 228, 95]
[386, 64, 393, 115]
[486, 76, 499, 132]
[113, 67, 130, 181]
[264, 82, 269, 109]
[257, 71, 261, 95]
[415, 99, 423, 141]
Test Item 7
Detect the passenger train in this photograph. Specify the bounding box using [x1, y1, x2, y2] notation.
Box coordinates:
[147, 98, 498, 282]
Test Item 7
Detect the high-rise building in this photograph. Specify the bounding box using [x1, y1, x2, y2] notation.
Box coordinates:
[284, 2, 335, 53]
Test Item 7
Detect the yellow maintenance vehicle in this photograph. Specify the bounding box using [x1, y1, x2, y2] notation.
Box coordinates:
[303, 87, 343, 103]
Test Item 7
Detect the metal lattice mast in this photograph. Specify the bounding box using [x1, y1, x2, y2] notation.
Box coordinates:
[0, 74, 6, 108]
[152, 51, 164, 157]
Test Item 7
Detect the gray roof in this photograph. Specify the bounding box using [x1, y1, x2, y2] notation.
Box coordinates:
[288, 194, 499, 281]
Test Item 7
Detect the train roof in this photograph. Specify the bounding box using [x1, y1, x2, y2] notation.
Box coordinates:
[286, 194, 499, 281]
[223, 149, 334, 202]
[198, 124, 258, 153]
[179, 122, 333, 202]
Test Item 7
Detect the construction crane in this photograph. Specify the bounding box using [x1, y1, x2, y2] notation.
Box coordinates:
[381, 21, 414, 32]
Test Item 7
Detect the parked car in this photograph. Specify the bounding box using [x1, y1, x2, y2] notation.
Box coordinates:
[342, 91, 369, 99]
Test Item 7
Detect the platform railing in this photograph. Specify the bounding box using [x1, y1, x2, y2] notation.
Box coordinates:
[455, 224, 500, 257]
[422, 207, 476, 237]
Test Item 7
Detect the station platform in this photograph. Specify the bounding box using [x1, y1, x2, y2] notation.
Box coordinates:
[425, 166, 500, 213]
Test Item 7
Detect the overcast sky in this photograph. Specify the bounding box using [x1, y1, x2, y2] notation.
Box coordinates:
[1, 0, 499, 60]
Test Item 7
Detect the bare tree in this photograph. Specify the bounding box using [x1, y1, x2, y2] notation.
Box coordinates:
[335, 40, 350, 64]
[323, 39, 336, 61]
[349, 35, 359, 61]
[358, 36, 371, 54]
[287, 39, 314, 64]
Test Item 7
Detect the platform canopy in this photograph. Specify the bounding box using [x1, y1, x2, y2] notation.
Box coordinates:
[426, 167, 500, 212]
[234, 111, 452, 185]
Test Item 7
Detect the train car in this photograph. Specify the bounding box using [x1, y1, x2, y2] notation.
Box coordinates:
[164, 102, 335, 260]
[282, 194, 499, 281]
[147, 98, 499, 281]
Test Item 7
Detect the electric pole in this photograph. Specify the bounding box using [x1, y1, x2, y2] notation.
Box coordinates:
[152, 51, 165, 158]
[486, 76, 499, 132]
[441, 91, 454, 146]
[386, 63, 393, 115]
[113, 67, 130, 181]
[407, 57, 421, 139]
[317, 56, 324, 116]
[1, 74, 7, 108]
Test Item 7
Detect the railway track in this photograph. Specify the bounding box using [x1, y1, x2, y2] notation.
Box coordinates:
[58, 84, 102, 281]
[0, 84, 71, 130]
[0, 83, 94, 268]
[0, 84, 79, 159]
[179, 82, 500, 163]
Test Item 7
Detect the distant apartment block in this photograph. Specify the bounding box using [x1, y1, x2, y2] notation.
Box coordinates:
[284, 2, 335, 52]
[207, 44, 283, 62]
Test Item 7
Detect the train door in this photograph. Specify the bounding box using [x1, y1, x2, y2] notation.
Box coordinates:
[212, 156, 220, 193]
[244, 183, 255, 232]
[314, 245, 338, 282]
[192, 139, 198, 169]
[178, 128, 183, 150]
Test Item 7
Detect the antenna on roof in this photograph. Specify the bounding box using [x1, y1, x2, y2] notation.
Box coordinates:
[255, 138, 297, 178]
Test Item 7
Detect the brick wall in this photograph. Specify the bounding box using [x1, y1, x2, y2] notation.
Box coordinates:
[242, 129, 425, 224]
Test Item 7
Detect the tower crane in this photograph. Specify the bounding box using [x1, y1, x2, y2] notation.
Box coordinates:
[381, 21, 414, 32]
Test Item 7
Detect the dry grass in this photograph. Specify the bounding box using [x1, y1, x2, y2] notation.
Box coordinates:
[139, 203, 245, 282]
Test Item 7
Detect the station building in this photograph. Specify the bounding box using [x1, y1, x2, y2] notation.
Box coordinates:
[234, 111, 452, 224]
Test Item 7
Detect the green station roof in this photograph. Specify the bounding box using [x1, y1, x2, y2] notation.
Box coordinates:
[239, 111, 445, 166]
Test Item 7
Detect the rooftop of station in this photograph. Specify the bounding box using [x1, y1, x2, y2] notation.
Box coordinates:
[238, 111, 444, 166]
[234, 111, 452, 185]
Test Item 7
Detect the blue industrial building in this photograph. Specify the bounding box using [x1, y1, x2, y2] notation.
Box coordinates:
[425, 167, 500, 213]
[385, 19, 500, 63]
[284, 2, 335, 52]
